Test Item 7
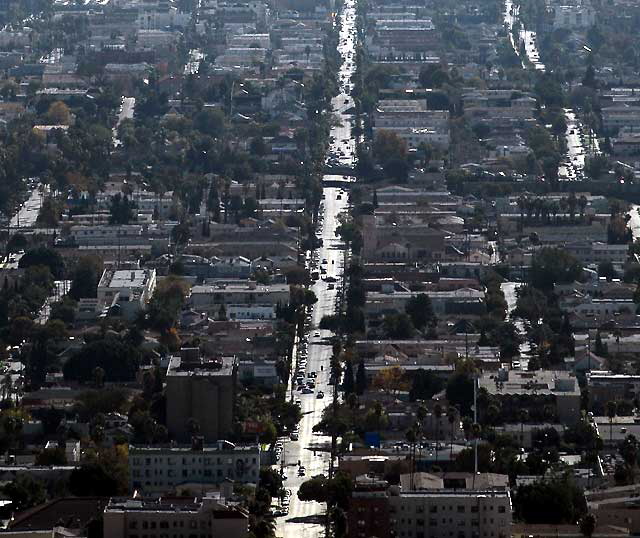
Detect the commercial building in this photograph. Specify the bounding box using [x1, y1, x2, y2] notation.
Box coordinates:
[129, 439, 261, 494]
[165, 349, 237, 443]
[103, 492, 249, 538]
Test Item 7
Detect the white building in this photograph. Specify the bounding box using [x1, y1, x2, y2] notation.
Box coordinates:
[129, 440, 261, 494]
[97, 268, 157, 320]
[553, 4, 596, 29]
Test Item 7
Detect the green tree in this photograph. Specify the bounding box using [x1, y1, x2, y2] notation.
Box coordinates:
[2, 475, 47, 511]
[530, 247, 582, 290]
[69, 256, 103, 300]
[18, 246, 65, 279]
[405, 294, 435, 331]
[343, 359, 355, 395]
[355, 360, 367, 395]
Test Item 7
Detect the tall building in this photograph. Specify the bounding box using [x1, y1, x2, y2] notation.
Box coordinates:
[166, 349, 237, 443]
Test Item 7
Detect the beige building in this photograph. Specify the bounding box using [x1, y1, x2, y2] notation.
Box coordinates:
[130, 440, 261, 494]
[389, 488, 512, 538]
[103, 492, 249, 538]
[166, 349, 237, 443]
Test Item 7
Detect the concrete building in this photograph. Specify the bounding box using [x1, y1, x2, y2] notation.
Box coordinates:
[348, 473, 512, 538]
[553, 4, 596, 29]
[189, 282, 290, 313]
[587, 371, 640, 406]
[103, 492, 249, 538]
[129, 439, 261, 494]
[478, 369, 581, 425]
[165, 349, 237, 443]
[97, 268, 157, 320]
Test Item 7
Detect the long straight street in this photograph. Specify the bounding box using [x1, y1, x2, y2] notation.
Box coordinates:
[275, 1, 357, 536]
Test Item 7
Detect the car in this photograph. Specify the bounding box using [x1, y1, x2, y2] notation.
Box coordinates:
[290, 432, 298, 441]
[281, 471, 288, 480]
[328, 283, 334, 290]
[309, 371, 317, 378]
[317, 391, 325, 399]
[337, 194, 342, 200]
[302, 387, 314, 394]
[322, 259, 328, 264]
[298, 468, 306, 476]
[307, 381, 316, 389]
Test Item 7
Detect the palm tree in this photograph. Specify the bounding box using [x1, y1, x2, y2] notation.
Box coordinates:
[606, 401, 617, 446]
[578, 195, 588, 220]
[347, 393, 359, 431]
[406, 427, 417, 489]
[448, 411, 456, 460]
[434, 404, 443, 464]
[519, 409, 529, 445]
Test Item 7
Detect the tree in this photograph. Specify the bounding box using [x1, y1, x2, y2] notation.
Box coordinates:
[382, 313, 414, 339]
[109, 193, 135, 225]
[372, 130, 407, 163]
[68, 447, 128, 496]
[405, 294, 435, 331]
[18, 246, 65, 279]
[343, 360, 355, 395]
[146, 276, 189, 331]
[372, 366, 409, 395]
[2, 475, 47, 511]
[355, 361, 367, 395]
[607, 401, 618, 446]
[69, 256, 102, 300]
[514, 476, 586, 524]
[434, 404, 443, 463]
[63, 338, 141, 382]
[530, 247, 582, 290]
[409, 369, 444, 401]
[579, 513, 597, 538]
[598, 261, 617, 281]
[46, 101, 71, 124]
[445, 373, 474, 415]
[259, 467, 284, 498]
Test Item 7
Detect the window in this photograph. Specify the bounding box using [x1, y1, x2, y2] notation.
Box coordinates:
[498, 506, 506, 513]
[457, 506, 465, 513]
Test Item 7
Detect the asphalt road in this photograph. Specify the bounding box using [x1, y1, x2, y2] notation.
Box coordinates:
[113, 96, 136, 147]
[275, 0, 357, 536]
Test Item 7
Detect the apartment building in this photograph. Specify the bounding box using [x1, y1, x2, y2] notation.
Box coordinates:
[478, 369, 581, 425]
[348, 473, 512, 538]
[96, 268, 157, 320]
[586, 371, 640, 406]
[602, 104, 640, 134]
[165, 349, 237, 443]
[389, 489, 512, 538]
[129, 439, 261, 494]
[553, 4, 596, 29]
[103, 492, 249, 538]
[190, 282, 290, 313]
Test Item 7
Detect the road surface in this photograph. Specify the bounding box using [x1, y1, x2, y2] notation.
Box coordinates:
[10, 185, 43, 230]
[504, 0, 596, 181]
[113, 97, 136, 147]
[275, 0, 357, 536]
